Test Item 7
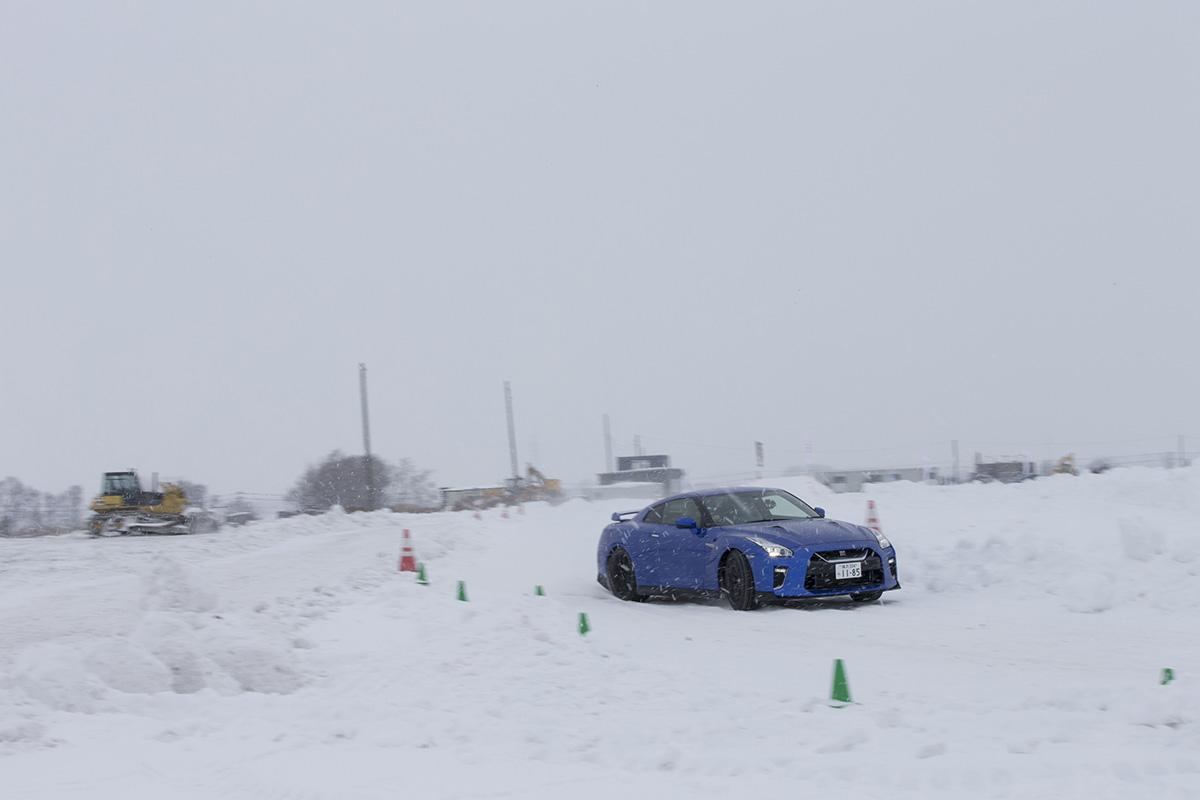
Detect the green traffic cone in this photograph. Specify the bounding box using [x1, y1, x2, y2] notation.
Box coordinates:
[831, 658, 852, 704]
[456, 580, 468, 602]
[1161, 667, 1175, 685]
[534, 584, 545, 596]
[416, 563, 428, 586]
[578, 612, 590, 636]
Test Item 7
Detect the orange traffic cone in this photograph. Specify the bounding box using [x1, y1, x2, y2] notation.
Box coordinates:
[398, 528, 418, 572]
[865, 500, 882, 535]
[501, 508, 510, 519]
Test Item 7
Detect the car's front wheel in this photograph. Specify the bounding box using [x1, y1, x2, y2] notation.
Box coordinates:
[720, 550, 758, 611]
[606, 547, 646, 602]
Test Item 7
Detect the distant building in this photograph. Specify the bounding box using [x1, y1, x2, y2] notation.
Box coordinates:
[595, 454, 685, 498]
[972, 454, 1038, 483]
[817, 467, 933, 494]
[615, 455, 671, 472]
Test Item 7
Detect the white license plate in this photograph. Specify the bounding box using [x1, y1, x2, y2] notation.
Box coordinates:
[835, 562, 862, 580]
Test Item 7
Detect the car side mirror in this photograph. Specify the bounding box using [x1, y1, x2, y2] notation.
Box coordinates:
[813, 507, 826, 518]
[675, 516, 699, 530]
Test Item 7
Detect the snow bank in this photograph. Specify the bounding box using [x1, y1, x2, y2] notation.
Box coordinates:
[785, 466, 1200, 614]
[3, 556, 302, 717]
[1, 468, 1198, 797]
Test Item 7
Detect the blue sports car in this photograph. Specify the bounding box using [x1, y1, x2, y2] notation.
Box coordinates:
[596, 487, 899, 610]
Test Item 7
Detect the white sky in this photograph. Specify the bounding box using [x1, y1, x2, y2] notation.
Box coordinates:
[2, 1, 1198, 498]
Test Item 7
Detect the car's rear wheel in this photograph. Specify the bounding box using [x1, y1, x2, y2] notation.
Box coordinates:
[606, 547, 646, 602]
[720, 550, 758, 611]
[850, 590, 883, 603]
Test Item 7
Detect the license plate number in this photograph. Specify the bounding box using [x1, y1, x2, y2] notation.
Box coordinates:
[835, 562, 862, 580]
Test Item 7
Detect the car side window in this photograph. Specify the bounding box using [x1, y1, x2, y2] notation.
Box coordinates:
[661, 497, 703, 526]
[643, 503, 666, 524]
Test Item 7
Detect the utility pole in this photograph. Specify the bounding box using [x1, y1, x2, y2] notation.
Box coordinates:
[951, 439, 960, 484]
[504, 381, 519, 481]
[633, 434, 642, 457]
[754, 441, 764, 480]
[1179, 434, 1187, 468]
[602, 414, 613, 472]
[359, 363, 374, 510]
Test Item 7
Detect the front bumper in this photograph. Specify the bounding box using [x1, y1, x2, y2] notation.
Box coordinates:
[754, 543, 900, 599]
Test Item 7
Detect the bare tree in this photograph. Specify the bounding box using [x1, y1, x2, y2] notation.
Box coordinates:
[387, 458, 439, 508]
[287, 452, 437, 512]
[287, 451, 392, 512]
[0, 478, 83, 536]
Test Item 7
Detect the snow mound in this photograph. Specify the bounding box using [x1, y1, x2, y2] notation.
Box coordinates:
[83, 640, 174, 694]
[1061, 573, 1117, 614]
[0, 719, 47, 746]
[11, 620, 302, 711]
[11, 643, 110, 713]
[1118, 517, 1166, 562]
[7, 557, 303, 711]
[141, 555, 217, 613]
[133, 611, 301, 695]
[185, 616, 301, 695]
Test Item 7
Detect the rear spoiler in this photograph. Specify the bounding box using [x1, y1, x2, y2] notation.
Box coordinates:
[610, 509, 641, 522]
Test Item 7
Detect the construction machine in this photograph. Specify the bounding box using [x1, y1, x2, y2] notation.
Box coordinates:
[87, 470, 216, 536]
[1051, 454, 1079, 476]
[512, 464, 564, 504]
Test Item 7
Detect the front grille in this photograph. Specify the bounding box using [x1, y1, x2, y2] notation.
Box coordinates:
[813, 548, 871, 563]
[804, 550, 884, 591]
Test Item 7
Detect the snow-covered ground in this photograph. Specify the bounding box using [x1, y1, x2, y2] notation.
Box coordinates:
[2, 468, 1198, 799]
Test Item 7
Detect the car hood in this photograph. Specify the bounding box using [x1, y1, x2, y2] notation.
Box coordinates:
[721, 518, 877, 548]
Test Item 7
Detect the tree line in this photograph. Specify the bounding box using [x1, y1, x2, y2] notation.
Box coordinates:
[0, 478, 83, 537]
[0, 451, 439, 536]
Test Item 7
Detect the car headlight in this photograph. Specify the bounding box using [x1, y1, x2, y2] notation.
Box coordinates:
[748, 538, 792, 558]
[869, 529, 892, 549]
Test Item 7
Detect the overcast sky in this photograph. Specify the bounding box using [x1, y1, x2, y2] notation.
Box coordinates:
[2, 1, 1198, 499]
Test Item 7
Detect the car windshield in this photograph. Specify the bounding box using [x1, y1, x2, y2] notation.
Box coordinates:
[700, 490, 819, 526]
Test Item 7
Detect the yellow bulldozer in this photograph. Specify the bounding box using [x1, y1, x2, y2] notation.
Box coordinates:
[512, 464, 564, 504]
[88, 470, 216, 536]
[1051, 454, 1079, 476]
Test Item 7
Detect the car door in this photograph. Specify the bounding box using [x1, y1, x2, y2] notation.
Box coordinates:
[625, 501, 670, 588]
[657, 496, 712, 590]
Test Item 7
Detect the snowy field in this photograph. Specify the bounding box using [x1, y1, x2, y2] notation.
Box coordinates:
[2, 468, 1198, 799]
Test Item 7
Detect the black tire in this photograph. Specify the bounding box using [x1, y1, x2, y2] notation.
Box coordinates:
[720, 550, 758, 611]
[606, 547, 646, 602]
[850, 590, 883, 603]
